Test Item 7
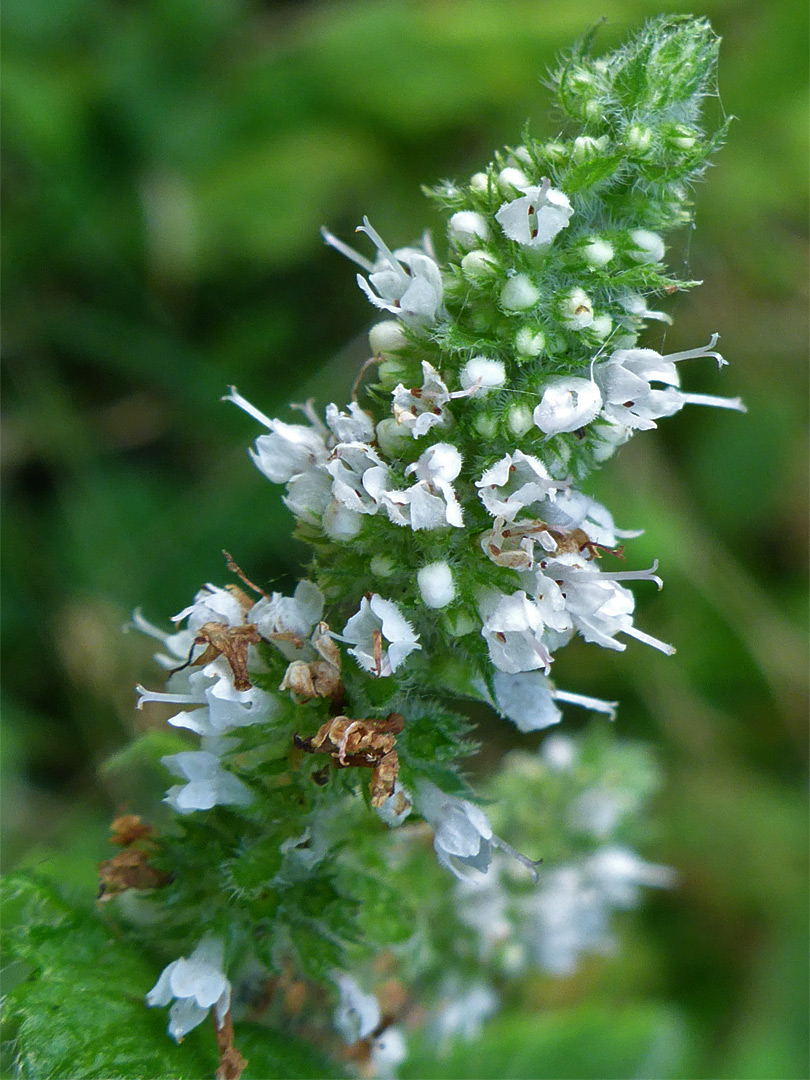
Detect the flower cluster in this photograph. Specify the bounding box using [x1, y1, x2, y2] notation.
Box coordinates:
[126, 18, 739, 1076]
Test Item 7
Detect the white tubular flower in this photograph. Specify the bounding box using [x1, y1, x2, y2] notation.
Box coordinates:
[343, 594, 421, 677]
[146, 937, 231, 1042]
[476, 449, 564, 521]
[533, 376, 602, 435]
[334, 973, 380, 1044]
[449, 210, 490, 247]
[560, 287, 594, 330]
[326, 442, 389, 516]
[172, 584, 248, 636]
[594, 334, 745, 432]
[491, 670, 562, 732]
[495, 180, 574, 247]
[538, 489, 642, 548]
[416, 779, 540, 882]
[224, 387, 328, 484]
[459, 356, 506, 395]
[391, 361, 455, 437]
[161, 750, 253, 812]
[383, 442, 464, 531]
[417, 561, 456, 609]
[628, 229, 666, 264]
[137, 663, 274, 737]
[536, 553, 674, 655]
[478, 589, 564, 674]
[353, 218, 444, 324]
[249, 580, 324, 661]
[324, 402, 375, 444]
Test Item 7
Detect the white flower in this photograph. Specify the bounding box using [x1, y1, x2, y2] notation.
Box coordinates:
[535, 553, 674, 655]
[476, 450, 563, 521]
[417, 561, 456, 609]
[146, 937, 231, 1042]
[537, 488, 641, 548]
[343, 594, 421, 677]
[334, 973, 380, 1044]
[533, 376, 602, 435]
[495, 180, 574, 247]
[326, 442, 390, 516]
[137, 663, 274, 737]
[324, 402, 376, 444]
[416, 780, 540, 882]
[391, 361, 455, 437]
[594, 334, 745, 432]
[459, 357, 506, 396]
[249, 580, 324, 660]
[354, 218, 444, 324]
[383, 443, 464, 531]
[491, 670, 562, 732]
[478, 589, 562, 674]
[161, 750, 253, 812]
[224, 387, 328, 484]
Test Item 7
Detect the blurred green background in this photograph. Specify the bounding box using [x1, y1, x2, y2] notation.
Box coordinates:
[2, 0, 808, 1077]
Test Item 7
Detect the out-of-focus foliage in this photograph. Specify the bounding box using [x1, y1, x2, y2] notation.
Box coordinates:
[2, 1, 807, 1078]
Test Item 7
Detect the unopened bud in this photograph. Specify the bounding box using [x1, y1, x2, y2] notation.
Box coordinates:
[515, 327, 546, 357]
[369, 320, 406, 355]
[501, 273, 540, 311]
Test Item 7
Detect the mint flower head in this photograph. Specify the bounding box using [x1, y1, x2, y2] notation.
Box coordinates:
[124, 17, 744, 1073]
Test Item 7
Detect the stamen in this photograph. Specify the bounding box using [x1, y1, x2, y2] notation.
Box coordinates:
[679, 393, 747, 411]
[623, 625, 676, 655]
[320, 226, 374, 272]
[129, 608, 171, 644]
[667, 333, 727, 367]
[356, 217, 410, 284]
[135, 685, 199, 708]
[552, 689, 618, 720]
[222, 387, 276, 430]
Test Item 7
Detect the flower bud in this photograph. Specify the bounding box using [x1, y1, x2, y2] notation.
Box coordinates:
[582, 238, 614, 268]
[666, 124, 698, 149]
[376, 417, 412, 456]
[449, 211, 490, 248]
[460, 357, 506, 395]
[573, 135, 609, 162]
[625, 124, 653, 153]
[474, 413, 499, 439]
[417, 561, 456, 609]
[369, 320, 407, 355]
[498, 166, 530, 191]
[461, 250, 499, 281]
[515, 326, 545, 357]
[469, 171, 489, 193]
[370, 553, 396, 577]
[377, 358, 410, 388]
[501, 274, 540, 311]
[507, 404, 534, 437]
[542, 141, 568, 164]
[590, 313, 613, 339]
[628, 229, 665, 264]
[560, 287, 594, 330]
